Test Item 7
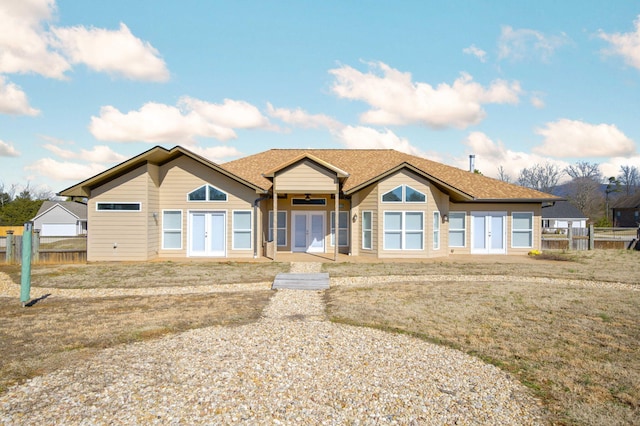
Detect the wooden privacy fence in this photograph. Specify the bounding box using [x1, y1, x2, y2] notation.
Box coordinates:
[0, 231, 87, 264]
[542, 226, 640, 251]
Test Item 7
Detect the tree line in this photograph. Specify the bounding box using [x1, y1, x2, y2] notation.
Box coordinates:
[0, 184, 54, 226]
[498, 162, 640, 226]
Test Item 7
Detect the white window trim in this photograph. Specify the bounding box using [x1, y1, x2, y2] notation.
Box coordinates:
[381, 185, 427, 204]
[330, 211, 349, 247]
[232, 210, 252, 250]
[381, 185, 403, 203]
[383, 211, 424, 251]
[405, 185, 427, 203]
[512, 211, 534, 248]
[268, 211, 287, 247]
[448, 211, 466, 248]
[162, 210, 182, 250]
[362, 210, 373, 250]
[433, 211, 440, 250]
[187, 184, 228, 202]
[96, 202, 142, 212]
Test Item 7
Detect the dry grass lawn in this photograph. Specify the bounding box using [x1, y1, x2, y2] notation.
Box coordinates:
[325, 250, 640, 426]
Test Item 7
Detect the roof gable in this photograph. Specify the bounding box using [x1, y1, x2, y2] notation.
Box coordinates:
[33, 201, 87, 221]
[58, 146, 265, 197]
[542, 201, 588, 219]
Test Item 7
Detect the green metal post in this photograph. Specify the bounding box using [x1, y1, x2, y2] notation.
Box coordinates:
[20, 222, 33, 307]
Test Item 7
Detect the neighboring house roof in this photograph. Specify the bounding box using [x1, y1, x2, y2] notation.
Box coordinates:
[541, 201, 588, 220]
[33, 201, 88, 221]
[59, 145, 561, 202]
[223, 149, 560, 201]
[611, 192, 640, 209]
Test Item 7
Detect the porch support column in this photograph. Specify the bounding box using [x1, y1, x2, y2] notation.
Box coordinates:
[334, 186, 339, 262]
[273, 189, 278, 261]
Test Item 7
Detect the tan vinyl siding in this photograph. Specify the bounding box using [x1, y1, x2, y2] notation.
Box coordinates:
[448, 202, 542, 255]
[157, 156, 257, 258]
[377, 169, 448, 259]
[88, 165, 150, 261]
[352, 184, 378, 257]
[274, 160, 338, 193]
[147, 163, 160, 259]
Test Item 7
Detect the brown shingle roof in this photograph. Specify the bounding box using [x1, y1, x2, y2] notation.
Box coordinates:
[222, 149, 559, 201]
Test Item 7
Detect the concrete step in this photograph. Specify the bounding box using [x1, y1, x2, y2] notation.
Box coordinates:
[272, 273, 330, 290]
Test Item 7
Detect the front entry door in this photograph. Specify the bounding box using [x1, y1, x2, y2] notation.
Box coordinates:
[292, 212, 325, 253]
[189, 211, 226, 257]
[471, 212, 506, 254]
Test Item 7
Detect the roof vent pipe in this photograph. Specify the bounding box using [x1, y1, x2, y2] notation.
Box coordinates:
[469, 154, 476, 173]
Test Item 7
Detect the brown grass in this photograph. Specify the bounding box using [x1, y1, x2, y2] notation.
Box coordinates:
[2, 260, 289, 289]
[325, 251, 640, 425]
[0, 291, 273, 394]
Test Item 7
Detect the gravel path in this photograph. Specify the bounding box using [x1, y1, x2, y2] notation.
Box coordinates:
[0, 263, 545, 425]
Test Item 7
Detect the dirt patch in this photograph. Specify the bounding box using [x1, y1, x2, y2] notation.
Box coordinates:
[0, 291, 272, 393]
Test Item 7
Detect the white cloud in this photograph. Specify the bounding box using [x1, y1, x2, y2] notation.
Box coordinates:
[462, 131, 569, 180]
[530, 94, 545, 109]
[498, 26, 570, 62]
[329, 61, 521, 129]
[189, 145, 243, 163]
[534, 119, 635, 158]
[51, 23, 169, 82]
[0, 76, 39, 115]
[89, 98, 273, 143]
[0, 0, 70, 79]
[0, 1, 168, 82]
[335, 125, 424, 157]
[43, 143, 127, 163]
[266, 103, 343, 131]
[25, 158, 108, 181]
[601, 155, 640, 179]
[599, 15, 640, 70]
[463, 45, 487, 62]
[0, 139, 20, 157]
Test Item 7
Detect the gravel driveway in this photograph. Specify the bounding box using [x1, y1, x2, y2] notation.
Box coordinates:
[0, 264, 545, 425]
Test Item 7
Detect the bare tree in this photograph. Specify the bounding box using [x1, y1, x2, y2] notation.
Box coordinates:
[496, 165, 512, 183]
[565, 161, 602, 182]
[617, 165, 640, 196]
[516, 163, 563, 193]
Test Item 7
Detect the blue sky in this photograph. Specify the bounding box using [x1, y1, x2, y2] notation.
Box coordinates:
[1, 0, 640, 195]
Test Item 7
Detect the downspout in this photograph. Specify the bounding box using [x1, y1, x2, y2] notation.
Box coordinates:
[253, 195, 270, 259]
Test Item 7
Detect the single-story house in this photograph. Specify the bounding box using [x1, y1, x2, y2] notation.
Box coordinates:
[32, 201, 88, 236]
[58, 145, 560, 261]
[541, 201, 588, 230]
[611, 192, 640, 227]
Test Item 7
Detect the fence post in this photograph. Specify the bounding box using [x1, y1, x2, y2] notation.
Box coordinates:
[567, 225, 573, 250]
[20, 222, 33, 306]
[589, 224, 594, 250]
[6, 230, 13, 263]
[32, 229, 40, 264]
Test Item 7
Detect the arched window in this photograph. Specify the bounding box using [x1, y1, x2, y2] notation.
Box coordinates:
[188, 184, 227, 202]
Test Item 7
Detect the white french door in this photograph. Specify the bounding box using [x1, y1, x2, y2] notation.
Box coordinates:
[189, 211, 226, 257]
[292, 211, 325, 253]
[471, 212, 506, 254]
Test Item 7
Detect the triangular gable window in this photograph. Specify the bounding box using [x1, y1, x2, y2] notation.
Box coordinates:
[188, 184, 227, 202]
[382, 186, 403, 202]
[405, 185, 426, 202]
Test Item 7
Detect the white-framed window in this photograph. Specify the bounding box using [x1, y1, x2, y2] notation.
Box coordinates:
[268, 211, 287, 246]
[187, 184, 227, 202]
[362, 211, 372, 250]
[331, 211, 349, 247]
[381, 185, 426, 203]
[384, 211, 423, 250]
[232, 210, 252, 250]
[512, 212, 534, 248]
[448, 212, 466, 247]
[96, 202, 141, 211]
[433, 212, 440, 250]
[162, 210, 182, 250]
